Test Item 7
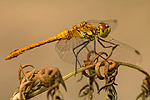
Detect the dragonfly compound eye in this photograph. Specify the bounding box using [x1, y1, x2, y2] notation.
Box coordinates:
[98, 23, 111, 38]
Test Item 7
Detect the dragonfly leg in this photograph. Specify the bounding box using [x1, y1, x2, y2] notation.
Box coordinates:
[97, 37, 118, 60]
[93, 40, 108, 61]
[97, 37, 117, 48]
[73, 41, 90, 73]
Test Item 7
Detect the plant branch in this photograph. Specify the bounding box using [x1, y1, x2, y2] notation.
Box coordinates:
[24, 61, 150, 99]
[115, 61, 150, 77]
[63, 61, 149, 81]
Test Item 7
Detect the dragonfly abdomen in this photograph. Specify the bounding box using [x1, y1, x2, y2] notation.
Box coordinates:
[5, 30, 70, 60]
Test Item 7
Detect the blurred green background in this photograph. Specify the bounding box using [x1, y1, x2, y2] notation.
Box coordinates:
[0, 0, 150, 100]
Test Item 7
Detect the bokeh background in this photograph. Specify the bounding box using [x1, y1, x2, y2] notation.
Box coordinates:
[0, 0, 150, 100]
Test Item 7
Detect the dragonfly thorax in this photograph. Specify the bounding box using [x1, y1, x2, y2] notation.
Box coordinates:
[79, 30, 96, 41]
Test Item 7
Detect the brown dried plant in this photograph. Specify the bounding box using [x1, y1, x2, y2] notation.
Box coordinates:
[10, 64, 66, 100]
[9, 49, 149, 100]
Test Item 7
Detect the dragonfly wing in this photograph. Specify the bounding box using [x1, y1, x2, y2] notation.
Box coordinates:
[55, 37, 92, 64]
[87, 19, 117, 32]
[104, 36, 142, 65]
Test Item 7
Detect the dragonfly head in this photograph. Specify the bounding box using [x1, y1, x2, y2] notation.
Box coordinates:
[98, 23, 111, 38]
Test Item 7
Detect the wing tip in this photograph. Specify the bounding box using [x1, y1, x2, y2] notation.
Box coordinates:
[135, 50, 141, 55]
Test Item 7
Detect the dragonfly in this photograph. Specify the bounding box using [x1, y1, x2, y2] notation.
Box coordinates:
[5, 20, 141, 70]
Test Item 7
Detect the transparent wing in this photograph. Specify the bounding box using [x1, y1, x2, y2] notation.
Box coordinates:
[87, 19, 117, 32]
[87, 20, 141, 65]
[97, 36, 142, 65]
[55, 37, 92, 64]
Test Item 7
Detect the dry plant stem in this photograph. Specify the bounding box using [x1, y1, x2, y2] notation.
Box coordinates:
[116, 61, 150, 77]
[19, 63, 29, 82]
[27, 65, 94, 99]
[27, 82, 59, 99]
[63, 64, 95, 81]
[63, 61, 149, 81]
[27, 61, 149, 99]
